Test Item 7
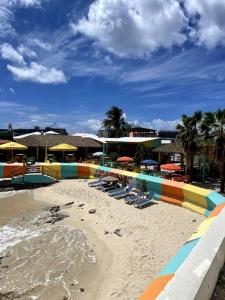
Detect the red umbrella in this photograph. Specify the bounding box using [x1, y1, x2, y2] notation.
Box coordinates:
[117, 156, 134, 163]
[160, 164, 181, 172]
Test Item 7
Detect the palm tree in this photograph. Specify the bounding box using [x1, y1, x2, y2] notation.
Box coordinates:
[176, 111, 202, 182]
[102, 106, 129, 137]
[201, 109, 225, 193]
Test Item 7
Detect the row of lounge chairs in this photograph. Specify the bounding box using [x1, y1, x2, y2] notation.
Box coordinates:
[88, 179, 155, 209]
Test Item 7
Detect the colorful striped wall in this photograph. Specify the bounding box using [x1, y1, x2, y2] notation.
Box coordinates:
[1, 162, 225, 299]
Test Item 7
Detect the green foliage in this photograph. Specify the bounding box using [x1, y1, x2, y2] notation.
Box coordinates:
[102, 106, 131, 137]
[134, 144, 152, 165]
[176, 108, 225, 191]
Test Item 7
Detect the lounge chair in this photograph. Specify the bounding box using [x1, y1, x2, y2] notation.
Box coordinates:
[134, 192, 155, 209]
[88, 179, 102, 187]
[95, 182, 110, 190]
[108, 186, 127, 196]
[125, 192, 144, 204]
[102, 183, 121, 192]
[114, 186, 134, 199]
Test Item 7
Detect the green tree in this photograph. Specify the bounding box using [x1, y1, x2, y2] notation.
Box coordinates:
[102, 106, 130, 137]
[176, 111, 202, 182]
[201, 109, 225, 193]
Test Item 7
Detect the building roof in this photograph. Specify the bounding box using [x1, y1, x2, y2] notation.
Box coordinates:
[104, 137, 160, 143]
[16, 135, 102, 148]
[0, 139, 11, 145]
[73, 133, 160, 144]
[153, 142, 184, 154]
[129, 127, 156, 132]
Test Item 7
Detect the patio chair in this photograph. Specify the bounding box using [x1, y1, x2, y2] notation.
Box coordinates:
[108, 186, 127, 196]
[114, 185, 135, 200]
[95, 181, 111, 190]
[134, 192, 155, 209]
[88, 179, 102, 187]
[125, 192, 144, 204]
[102, 183, 121, 192]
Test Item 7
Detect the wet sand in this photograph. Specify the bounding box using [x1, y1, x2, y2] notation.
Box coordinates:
[33, 179, 205, 300]
[0, 190, 110, 300]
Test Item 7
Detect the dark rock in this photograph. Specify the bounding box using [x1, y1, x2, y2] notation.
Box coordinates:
[78, 204, 84, 208]
[104, 230, 109, 235]
[64, 202, 74, 206]
[80, 219, 84, 222]
[192, 219, 196, 222]
[63, 297, 68, 300]
[114, 229, 122, 237]
[80, 288, 85, 292]
[49, 206, 60, 213]
[88, 209, 96, 214]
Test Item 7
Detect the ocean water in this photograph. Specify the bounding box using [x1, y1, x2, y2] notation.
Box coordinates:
[0, 193, 97, 300]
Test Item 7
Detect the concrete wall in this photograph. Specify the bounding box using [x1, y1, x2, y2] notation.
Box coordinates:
[1, 162, 225, 299]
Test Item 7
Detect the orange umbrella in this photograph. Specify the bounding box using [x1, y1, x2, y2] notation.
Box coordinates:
[160, 164, 181, 171]
[117, 156, 134, 163]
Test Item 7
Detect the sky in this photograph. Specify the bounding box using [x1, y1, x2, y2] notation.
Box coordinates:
[0, 0, 225, 133]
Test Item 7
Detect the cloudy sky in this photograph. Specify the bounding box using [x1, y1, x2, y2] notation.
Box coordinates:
[0, 0, 224, 133]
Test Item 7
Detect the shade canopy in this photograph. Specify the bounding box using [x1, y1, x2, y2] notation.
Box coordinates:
[160, 164, 181, 171]
[0, 141, 27, 150]
[141, 159, 159, 166]
[49, 143, 78, 151]
[117, 156, 134, 162]
[92, 151, 104, 157]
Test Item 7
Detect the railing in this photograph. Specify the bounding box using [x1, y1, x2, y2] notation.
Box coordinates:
[41, 165, 59, 180]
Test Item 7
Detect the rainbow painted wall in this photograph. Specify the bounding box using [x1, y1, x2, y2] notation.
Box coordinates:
[1, 162, 225, 299]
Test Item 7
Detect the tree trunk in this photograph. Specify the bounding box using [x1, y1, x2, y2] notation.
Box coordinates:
[189, 154, 194, 183]
[220, 162, 225, 193]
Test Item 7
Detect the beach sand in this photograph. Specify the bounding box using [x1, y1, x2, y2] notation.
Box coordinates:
[32, 179, 205, 300]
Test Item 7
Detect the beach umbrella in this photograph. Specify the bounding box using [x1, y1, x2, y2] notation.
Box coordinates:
[0, 141, 27, 159]
[92, 151, 104, 157]
[49, 143, 78, 151]
[49, 143, 78, 160]
[117, 156, 134, 163]
[141, 159, 159, 166]
[160, 164, 181, 172]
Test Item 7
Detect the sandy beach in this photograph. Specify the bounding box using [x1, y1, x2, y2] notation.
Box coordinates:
[30, 179, 205, 300]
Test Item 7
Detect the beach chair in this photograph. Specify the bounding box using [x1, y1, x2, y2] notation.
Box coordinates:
[108, 186, 127, 196]
[114, 186, 134, 199]
[102, 183, 121, 192]
[88, 179, 102, 187]
[125, 192, 144, 204]
[95, 182, 110, 190]
[134, 192, 155, 209]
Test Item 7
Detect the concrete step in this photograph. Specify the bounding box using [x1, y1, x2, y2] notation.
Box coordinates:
[12, 173, 56, 185]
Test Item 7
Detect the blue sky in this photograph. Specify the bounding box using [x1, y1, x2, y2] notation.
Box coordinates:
[0, 0, 224, 133]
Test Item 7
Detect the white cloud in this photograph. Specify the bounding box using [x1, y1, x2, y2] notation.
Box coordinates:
[76, 119, 102, 132]
[73, 0, 187, 57]
[0, 0, 41, 38]
[132, 118, 180, 130]
[30, 38, 52, 51]
[185, 0, 225, 49]
[7, 62, 67, 84]
[18, 44, 37, 58]
[0, 100, 37, 113]
[0, 43, 24, 64]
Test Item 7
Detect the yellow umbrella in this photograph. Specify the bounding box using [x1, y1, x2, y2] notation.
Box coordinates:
[49, 143, 78, 151]
[0, 141, 27, 159]
[49, 143, 78, 161]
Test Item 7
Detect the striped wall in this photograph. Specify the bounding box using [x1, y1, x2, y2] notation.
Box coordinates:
[1, 162, 225, 299]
